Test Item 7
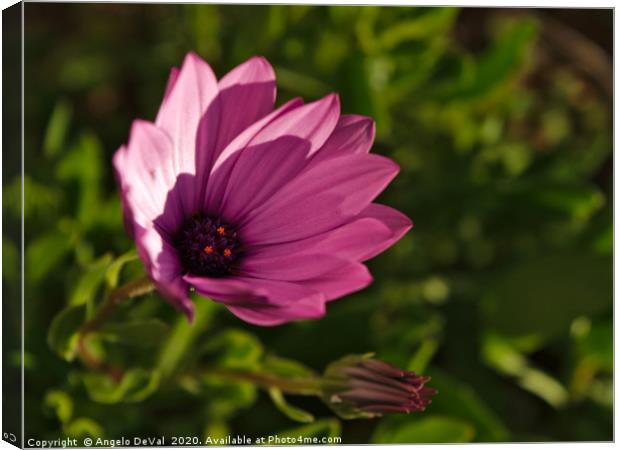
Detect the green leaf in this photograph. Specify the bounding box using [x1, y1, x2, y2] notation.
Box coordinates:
[44, 390, 73, 424]
[64, 418, 103, 439]
[197, 375, 258, 419]
[157, 299, 217, 378]
[104, 250, 139, 289]
[70, 254, 113, 307]
[482, 333, 569, 408]
[427, 20, 537, 102]
[269, 388, 314, 423]
[577, 318, 612, 373]
[26, 230, 73, 283]
[56, 132, 104, 228]
[98, 319, 169, 347]
[377, 8, 457, 50]
[83, 368, 160, 404]
[483, 252, 612, 337]
[534, 184, 605, 221]
[202, 328, 263, 371]
[426, 370, 509, 441]
[274, 66, 331, 98]
[43, 99, 72, 158]
[278, 418, 341, 441]
[48, 304, 86, 361]
[407, 338, 439, 374]
[373, 416, 476, 443]
[261, 355, 317, 379]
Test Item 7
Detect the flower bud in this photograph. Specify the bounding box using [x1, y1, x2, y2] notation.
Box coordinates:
[321, 354, 436, 419]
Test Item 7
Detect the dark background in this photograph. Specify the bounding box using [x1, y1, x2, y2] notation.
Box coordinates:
[7, 4, 613, 444]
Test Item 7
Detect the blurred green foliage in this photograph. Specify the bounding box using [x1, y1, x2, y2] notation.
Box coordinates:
[9, 4, 612, 444]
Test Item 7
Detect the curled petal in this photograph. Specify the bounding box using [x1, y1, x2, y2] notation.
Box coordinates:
[310, 114, 375, 164]
[184, 275, 326, 326]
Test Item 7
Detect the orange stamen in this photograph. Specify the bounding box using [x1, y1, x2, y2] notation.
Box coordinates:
[217, 226, 225, 235]
[223, 248, 232, 257]
[203, 245, 214, 254]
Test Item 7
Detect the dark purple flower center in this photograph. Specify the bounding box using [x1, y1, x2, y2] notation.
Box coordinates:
[174, 214, 242, 277]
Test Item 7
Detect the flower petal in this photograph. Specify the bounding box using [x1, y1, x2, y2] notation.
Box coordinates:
[134, 225, 194, 320]
[354, 203, 412, 260]
[155, 52, 219, 215]
[243, 203, 412, 264]
[216, 136, 311, 224]
[237, 252, 349, 281]
[298, 261, 373, 301]
[226, 298, 325, 326]
[184, 275, 326, 326]
[248, 93, 340, 156]
[215, 56, 276, 152]
[239, 154, 400, 246]
[311, 114, 375, 164]
[193, 56, 278, 206]
[204, 98, 304, 214]
[163, 67, 180, 101]
[113, 120, 183, 235]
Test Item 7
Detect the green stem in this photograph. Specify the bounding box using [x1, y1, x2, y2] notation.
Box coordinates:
[77, 276, 155, 381]
[188, 368, 323, 396]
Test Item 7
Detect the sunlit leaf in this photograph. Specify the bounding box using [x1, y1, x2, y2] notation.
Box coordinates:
[261, 355, 317, 379]
[104, 250, 139, 289]
[157, 299, 217, 378]
[198, 375, 258, 419]
[47, 304, 86, 361]
[44, 390, 73, 424]
[482, 333, 569, 408]
[69, 254, 113, 307]
[83, 368, 160, 403]
[377, 8, 457, 50]
[65, 418, 104, 439]
[201, 328, 263, 371]
[269, 388, 314, 423]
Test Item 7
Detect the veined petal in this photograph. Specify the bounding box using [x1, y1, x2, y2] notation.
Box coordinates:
[216, 136, 311, 224]
[204, 98, 304, 214]
[113, 120, 184, 235]
[247, 93, 340, 156]
[212, 94, 340, 222]
[243, 203, 412, 264]
[237, 253, 349, 281]
[239, 154, 400, 246]
[155, 52, 219, 215]
[194, 56, 278, 204]
[215, 56, 276, 152]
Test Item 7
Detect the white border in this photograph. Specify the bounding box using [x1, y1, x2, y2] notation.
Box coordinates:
[0, 1, 616, 450]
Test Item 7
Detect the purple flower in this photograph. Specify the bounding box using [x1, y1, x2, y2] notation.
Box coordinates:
[322, 355, 436, 418]
[113, 52, 411, 326]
